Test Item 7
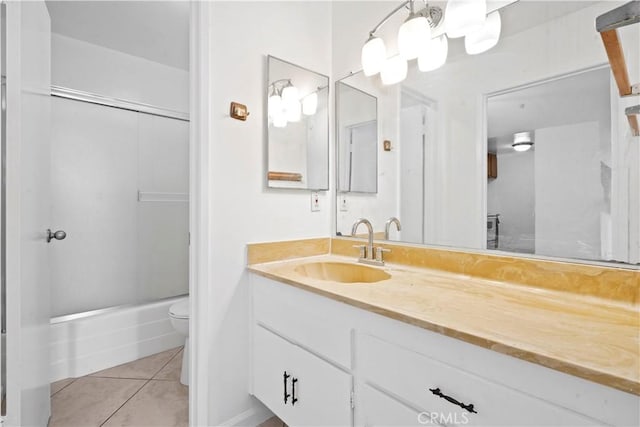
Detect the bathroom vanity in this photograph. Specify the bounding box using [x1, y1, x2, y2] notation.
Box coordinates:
[247, 239, 639, 427]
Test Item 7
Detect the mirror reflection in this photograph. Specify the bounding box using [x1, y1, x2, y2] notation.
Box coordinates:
[487, 68, 621, 262]
[335, 1, 639, 265]
[336, 81, 378, 193]
[267, 56, 329, 190]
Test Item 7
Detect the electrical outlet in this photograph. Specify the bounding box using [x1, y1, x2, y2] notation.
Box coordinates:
[339, 195, 348, 212]
[311, 192, 320, 212]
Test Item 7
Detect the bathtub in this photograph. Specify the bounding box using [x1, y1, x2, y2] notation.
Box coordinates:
[49, 296, 187, 382]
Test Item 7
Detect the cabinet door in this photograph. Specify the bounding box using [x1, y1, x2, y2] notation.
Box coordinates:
[286, 336, 353, 427]
[253, 325, 353, 426]
[253, 325, 296, 423]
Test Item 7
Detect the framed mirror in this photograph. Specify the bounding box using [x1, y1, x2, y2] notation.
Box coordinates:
[336, 81, 378, 194]
[334, 0, 640, 267]
[267, 55, 329, 190]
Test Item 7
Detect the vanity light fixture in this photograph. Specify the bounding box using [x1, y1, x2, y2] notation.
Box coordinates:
[302, 92, 318, 116]
[445, 0, 487, 38]
[268, 86, 283, 119]
[465, 10, 502, 55]
[398, 1, 431, 60]
[285, 99, 302, 122]
[268, 79, 302, 127]
[362, 36, 387, 76]
[360, 0, 502, 85]
[418, 34, 448, 72]
[381, 55, 409, 85]
[268, 79, 324, 127]
[281, 81, 300, 122]
[512, 131, 533, 152]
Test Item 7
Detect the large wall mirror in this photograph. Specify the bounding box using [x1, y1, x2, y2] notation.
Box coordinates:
[267, 55, 329, 190]
[336, 81, 378, 194]
[334, 1, 640, 266]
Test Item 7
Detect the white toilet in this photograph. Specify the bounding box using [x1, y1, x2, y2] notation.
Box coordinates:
[169, 299, 189, 385]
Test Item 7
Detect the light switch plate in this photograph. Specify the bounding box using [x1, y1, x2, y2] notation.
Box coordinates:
[339, 195, 348, 212]
[311, 192, 320, 212]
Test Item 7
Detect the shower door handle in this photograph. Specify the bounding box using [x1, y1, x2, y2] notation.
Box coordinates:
[47, 229, 67, 243]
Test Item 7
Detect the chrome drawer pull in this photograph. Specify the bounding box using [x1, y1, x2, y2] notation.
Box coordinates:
[429, 387, 477, 414]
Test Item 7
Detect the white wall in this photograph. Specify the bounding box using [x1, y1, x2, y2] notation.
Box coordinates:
[487, 150, 535, 253]
[52, 33, 189, 112]
[206, 2, 332, 424]
[399, 104, 426, 244]
[535, 121, 604, 260]
[198, 1, 640, 424]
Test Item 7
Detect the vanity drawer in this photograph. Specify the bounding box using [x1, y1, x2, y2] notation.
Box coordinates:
[358, 333, 601, 426]
[360, 384, 440, 427]
[252, 274, 352, 368]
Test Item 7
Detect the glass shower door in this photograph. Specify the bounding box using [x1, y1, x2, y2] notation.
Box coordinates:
[49, 96, 189, 318]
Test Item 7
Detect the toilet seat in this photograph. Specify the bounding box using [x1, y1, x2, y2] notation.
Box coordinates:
[169, 300, 189, 319]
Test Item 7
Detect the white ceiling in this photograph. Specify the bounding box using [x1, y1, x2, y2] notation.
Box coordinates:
[43, 0, 594, 74]
[487, 67, 611, 154]
[46, 1, 189, 70]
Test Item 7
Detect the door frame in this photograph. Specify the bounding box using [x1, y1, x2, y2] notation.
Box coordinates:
[2, 1, 52, 425]
[0, 2, 212, 425]
[189, 1, 211, 425]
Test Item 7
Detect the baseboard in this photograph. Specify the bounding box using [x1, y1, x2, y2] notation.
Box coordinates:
[219, 403, 273, 427]
[50, 297, 186, 382]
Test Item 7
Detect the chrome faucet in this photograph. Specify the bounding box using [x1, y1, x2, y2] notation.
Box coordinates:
[351, 218, 389, 266]
[384, 217, 402, 240]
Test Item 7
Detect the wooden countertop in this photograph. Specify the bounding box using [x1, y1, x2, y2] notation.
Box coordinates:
[248, 254, 640, 396]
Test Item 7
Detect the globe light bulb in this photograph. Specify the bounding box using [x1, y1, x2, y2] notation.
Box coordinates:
[361, 36, 387, 76]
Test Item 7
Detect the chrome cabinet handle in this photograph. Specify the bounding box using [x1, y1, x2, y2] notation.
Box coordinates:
[46, 229, 66, 243]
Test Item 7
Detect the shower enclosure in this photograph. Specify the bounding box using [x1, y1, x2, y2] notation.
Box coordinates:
[49, 90, 189, 320]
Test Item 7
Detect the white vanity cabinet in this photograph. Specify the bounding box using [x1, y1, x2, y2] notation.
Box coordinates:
[251, 275, 354, 426]
[253, 325, 353, 426]
[250, 274, 640, 427]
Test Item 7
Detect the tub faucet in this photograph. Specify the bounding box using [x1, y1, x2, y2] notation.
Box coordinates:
[351, 218, 387, 266]
[385, 217, 402, 240]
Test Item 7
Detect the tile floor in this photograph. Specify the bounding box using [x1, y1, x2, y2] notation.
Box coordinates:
[49, 347, 188, 427]
[258, 416, 286, 427]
